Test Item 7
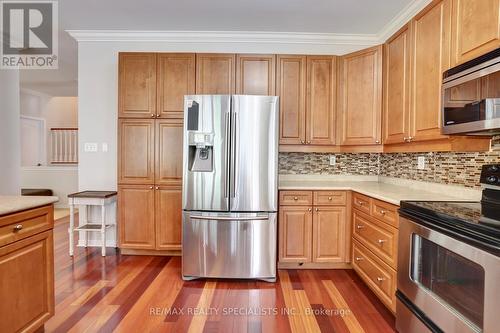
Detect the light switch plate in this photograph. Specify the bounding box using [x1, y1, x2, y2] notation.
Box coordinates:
[417, 156, 426, 170]
[102, 143, 108, 152]
[84, 143, 98, 152]
[329, 155, 336, 166]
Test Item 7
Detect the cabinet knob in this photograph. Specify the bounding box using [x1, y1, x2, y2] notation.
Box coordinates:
[149, 186, 153, 189]
[356, 224, 365, 229]
[300, 140, 305, 144]
[328, 197, 332, 200]
[308, 208, 312, 212]
[377, 239, 387, 244]
[357, 201, 364, 206]
[376, 277, 386, 282]
[155, 186, 159, 190]
[151, 113, 155, 118]
[375, 140, 380, 144]
[307, 141, 311, 144]
[156, 114, 160, 118]
[293, 196, 298, 200]
[315, 208, 319, 212]
[13, 224, 23, 232]
[355, 257, 364, 261]
[380, 210, 386, 215]
[408, 136, 414, 141]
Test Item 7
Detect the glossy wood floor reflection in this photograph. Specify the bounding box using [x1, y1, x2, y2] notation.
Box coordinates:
[46, 215, 396, 333]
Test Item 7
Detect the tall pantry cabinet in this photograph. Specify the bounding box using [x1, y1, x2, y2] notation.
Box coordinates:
[118, 53, 193, 253]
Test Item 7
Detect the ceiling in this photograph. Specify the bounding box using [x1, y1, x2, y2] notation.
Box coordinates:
[20, 0, 417, 96]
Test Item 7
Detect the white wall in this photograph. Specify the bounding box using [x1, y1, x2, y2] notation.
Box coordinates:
[21, 166, 78, 207]
[0, 69, 21, 195]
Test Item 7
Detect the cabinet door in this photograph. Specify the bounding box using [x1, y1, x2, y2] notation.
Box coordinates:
[118, 53, 156, 118]
[0, 231, 54, 333]
[118, 119, 155, 184]
[277, 55, 307, 145]
[410, 0, 452, 141]
[118, 185, 155, 249]
[307, 56, 337, 145]
[155, 119, 183, 186]
[157, 53, 195, 119]
[236, 54, 276, 95]
[312, 207, 346, 263]
[196, 53, 236, 94]
[155, 186, 182, 250]
[384, 25, 411, 144]
[451, 0, 500, 66]
[340, 46, 383, 145]
[279, 206, 312, 263]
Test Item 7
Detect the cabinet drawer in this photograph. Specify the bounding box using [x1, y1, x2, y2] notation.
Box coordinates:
[0, 205, 53, 247]
[352, 192, 371, 214]
[313, 191, 347, 206]
[352, 239, 396, 313]
[352, 210, 398, 269]
[371, 199, 399, 228]
[279, 191, 313, 206]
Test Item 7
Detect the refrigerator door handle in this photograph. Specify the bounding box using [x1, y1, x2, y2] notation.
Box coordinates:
[224, 110, 230, 198]
[189, 215, 267, 221]
[229, 110, 238, 198]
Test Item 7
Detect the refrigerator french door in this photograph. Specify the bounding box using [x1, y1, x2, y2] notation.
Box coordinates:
[182, 95, 279, 282]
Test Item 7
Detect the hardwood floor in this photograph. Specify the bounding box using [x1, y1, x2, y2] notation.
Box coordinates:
[46, 215, 396, 333]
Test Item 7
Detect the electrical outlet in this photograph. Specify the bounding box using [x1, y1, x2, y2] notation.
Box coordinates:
[329, 155, 336, 166]
[84, 143, 98, 152]
[417, 156, 426, 170]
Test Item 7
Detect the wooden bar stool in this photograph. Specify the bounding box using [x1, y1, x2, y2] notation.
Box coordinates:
[68, 191, 117, 256]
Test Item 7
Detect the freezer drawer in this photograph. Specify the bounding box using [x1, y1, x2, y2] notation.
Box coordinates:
[182, 211, 277, 281]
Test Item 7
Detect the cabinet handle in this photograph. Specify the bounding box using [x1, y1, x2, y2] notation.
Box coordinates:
[376, 277, 386, 282]
[300, 140, 305, 144]
[357, 201, 364, 206]
[155, 186, 159, 190]
[408, 136, 414, 141]
[149, 186, 153, 189]
[308, 208, 312, 212]
[375, 140, 380, 144]
[380, 210, 387, 215]
[13, 224, 23, 232]
[355, 257, 364, 261]
[315, 208, 319, 212]
[328, 197, 332, 200]
[356, 224, 365, 229]
[156, 114, 160, 118]
[151, 113, 155, 118]
[377, 239, 387, 244]
[293, 196, 298, 200]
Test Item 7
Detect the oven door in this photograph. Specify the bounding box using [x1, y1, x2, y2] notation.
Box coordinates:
[398, 216, 500, 333]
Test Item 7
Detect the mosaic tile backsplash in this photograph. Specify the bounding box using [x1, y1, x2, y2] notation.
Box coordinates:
[279, 149, 500, 188]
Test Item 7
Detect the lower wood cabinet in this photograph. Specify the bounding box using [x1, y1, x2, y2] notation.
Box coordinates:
[278, 190, 349, 268]
[118, 184, 182, 252]
[0, 205, 54, 333]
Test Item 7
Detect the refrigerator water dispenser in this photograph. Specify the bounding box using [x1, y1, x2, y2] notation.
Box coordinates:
[187, 132, 214, 172]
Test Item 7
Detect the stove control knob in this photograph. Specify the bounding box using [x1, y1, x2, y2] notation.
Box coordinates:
[488, 165, 500, 173]
[487, 175, 498, 184]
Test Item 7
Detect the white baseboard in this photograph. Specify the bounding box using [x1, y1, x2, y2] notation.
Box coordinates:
[77, 239, 117, 247]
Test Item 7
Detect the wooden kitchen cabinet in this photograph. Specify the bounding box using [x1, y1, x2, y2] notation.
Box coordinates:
[118, 119, 155, 185]
[157, 53, 195, 119]
[451, 0, 500, 66]
[155, 119, 183, 186]
[236, 54, 276, 95]
[118, 53, 157, 118]
[155, 186, 182, 250]
[312, 207, 346, 263]
[279, 206, 312, 263]
[277, 55, 307, 145]
[196, 53, 236, 94]
[307, 56, 337, 145]
[410, 0, 451, 142]
[118, 185, 156, 249]
[383, 24, 411, 144]
[339, 46, 383, 146]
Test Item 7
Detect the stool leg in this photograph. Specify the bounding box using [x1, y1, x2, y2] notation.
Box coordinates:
[101, 205, 106, 257]
[69, 204, 74, 256]
[84, 205, 89, 248]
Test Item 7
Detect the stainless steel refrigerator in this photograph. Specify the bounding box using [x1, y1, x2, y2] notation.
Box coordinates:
[182, 95, 279, 282]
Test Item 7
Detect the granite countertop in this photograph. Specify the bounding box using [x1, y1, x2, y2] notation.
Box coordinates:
[0, 196, 59, 216]
[279, 176, 481, 206]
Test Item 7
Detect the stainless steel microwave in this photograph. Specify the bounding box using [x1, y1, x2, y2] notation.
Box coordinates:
[442, 48, 500, 135]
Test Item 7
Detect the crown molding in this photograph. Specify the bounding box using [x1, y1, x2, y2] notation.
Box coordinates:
[377, 0, 432, 41]
[67, 0, 432, 49]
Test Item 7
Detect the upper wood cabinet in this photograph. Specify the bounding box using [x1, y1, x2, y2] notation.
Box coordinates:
[277, 55, 307, 145]
[155, 186, 182, 251]
[410, 0, 451, 142]
[384, 25, 411, 144]
[312, 207, 346, 263]
[118, 185, 156, 249]
[118, 53, 157, 118]
[451, 0, 500, 66]
[118, 119, 155, 185]
[307, 56, 337, 145]
[157, 53, 195, 119]
[236, 54, 276, 95]
[155, 119, 183, 186]
[339, 46, 383, 145]
[196, 53, 236, 94]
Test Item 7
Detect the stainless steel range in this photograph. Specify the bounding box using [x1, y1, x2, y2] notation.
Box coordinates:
[397, 164, 500, 333]
[181, 95, 279, 282]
